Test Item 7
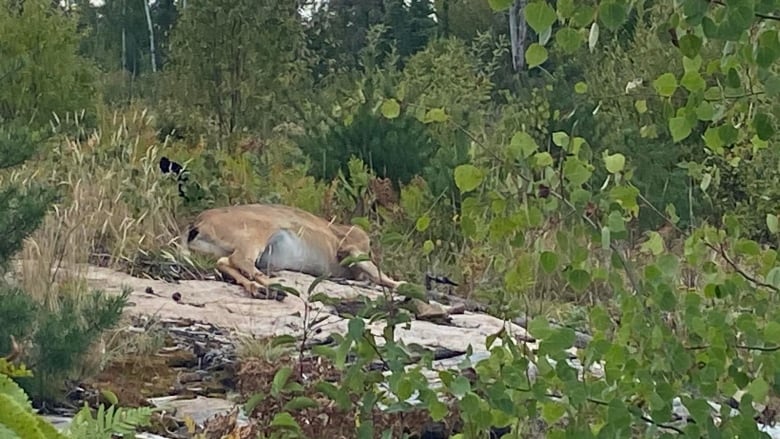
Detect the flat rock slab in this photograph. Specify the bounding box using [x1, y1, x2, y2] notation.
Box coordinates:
[83, 265, 537, 356]
[148, 395, 247, 427]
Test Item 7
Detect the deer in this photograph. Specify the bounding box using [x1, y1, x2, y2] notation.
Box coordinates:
[181, 203, 406, 299]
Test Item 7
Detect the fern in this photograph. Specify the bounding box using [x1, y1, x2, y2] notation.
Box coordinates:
[0, 373, 34, 412]
[65, 402, 154, 439]
[0, 371, 69, 439]
[0, 392, 68, 439]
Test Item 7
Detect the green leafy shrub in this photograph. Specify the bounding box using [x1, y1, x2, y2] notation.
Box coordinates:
[297, 102, 440, 189]
[16, 288, 129, 402]
[0, 118, 130, 406]
[0, 0, 96, 125]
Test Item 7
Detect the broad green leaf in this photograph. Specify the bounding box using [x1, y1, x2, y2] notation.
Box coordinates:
[756, 30, 780, 68]
[634, 99, 647, 114]
[347, 317, 365, 340]
[703, 126, 724, 151]
[534, 151, 554, 167]
[449, 376, 471, 397]
[524, 1, 557, 34]
[540, 251, 558, 273]
[423, 239, 434, 255]
[746, 377, 770, 402]
[380, 99, 400, 119]
[656, 284, 677, 311]
[610, 185, 640, 216]
[428, 399, 448, 421]
[607, 210, 626, 233]
[683, 55, 703, 73]
[510, 131, 539, 158]
[700, 173, 711, 192]
[557, 0, 575, 18]
[681, 70, 705, 92]
[678, 34, 702, 58]
[542, 327, 577, 354]
[719, 124, 739, 145]
[423, 108, 448, 123]
[767, 214, 779, 234]
[603, 152, 626, 173]
[528, 316, 553, 339]
[453, 164, 485, 193]
[283, 396, 319, 411]
[574, 81, 588, 93]
[640, 124, 658, 138]
[270, 412, 301, 429]
[567, 269, 591, 292]
[753, 112, 776, 141]
[653, 73, 678, 97]
[696, 101, 714, 121]
[764, 321, 780, 343]
[555, 27, 581, 53]
[725, 68, 741, 89]
[716, 7, 753, 41]
[525, 43, 548, 68]
[563, 157, 592, 186]
[640, 231, 665, 255]
[271, 366, 293, 396]
[601, 226, 610, 249]
[702, 16, 719, 38]
[552, 131, 570, 147]
[767, 267, 780, 288]
[735, 239, 760, 256]
[415, 215, 431, 232]
[598, 1, 628, 31]
[764, 74, 780, 97]
[683, 0, 708, 20]
[541, 401, 567, 423]
[669, 117, 692, 142]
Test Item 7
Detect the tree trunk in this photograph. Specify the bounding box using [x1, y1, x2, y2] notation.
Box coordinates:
[143, 0, 157, 73]
[509, 0, 527, 72]
[122, 0, 127, 72]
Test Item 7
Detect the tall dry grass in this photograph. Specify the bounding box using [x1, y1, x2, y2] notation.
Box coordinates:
[6, 108, 183, 309]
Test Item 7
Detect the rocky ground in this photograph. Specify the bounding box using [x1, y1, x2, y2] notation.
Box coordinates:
[42, 264, 539, 439]
[39, 265, 780, 439]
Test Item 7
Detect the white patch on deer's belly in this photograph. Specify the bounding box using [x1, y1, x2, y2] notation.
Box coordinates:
[255, 228, 336, 277]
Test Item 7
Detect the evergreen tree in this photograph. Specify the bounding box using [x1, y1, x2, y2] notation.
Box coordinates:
[0, 125, 55, 272]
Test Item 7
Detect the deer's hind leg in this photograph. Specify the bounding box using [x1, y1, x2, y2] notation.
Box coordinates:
[216, 245, 278, 299]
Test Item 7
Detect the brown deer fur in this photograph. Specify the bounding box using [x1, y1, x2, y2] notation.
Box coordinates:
[181, 204, 404, 297]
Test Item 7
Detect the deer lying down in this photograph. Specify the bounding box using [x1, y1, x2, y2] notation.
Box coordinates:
[182, 203, 405, 298]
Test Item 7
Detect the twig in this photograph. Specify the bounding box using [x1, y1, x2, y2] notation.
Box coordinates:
[710, 0, 780, 21]
[524, 389, 687, 434]
[687, 344, 780, 352]
[709, 242, 780, 293]
[637, 193, 780, 294]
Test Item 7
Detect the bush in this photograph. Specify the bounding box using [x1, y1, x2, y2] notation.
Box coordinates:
[0, 117, 129, 404]
[297, 102, 439, 189]
[0, 0, 96, 125]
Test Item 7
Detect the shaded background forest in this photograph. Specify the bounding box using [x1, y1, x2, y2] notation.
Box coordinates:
[4, 0, 779, 310]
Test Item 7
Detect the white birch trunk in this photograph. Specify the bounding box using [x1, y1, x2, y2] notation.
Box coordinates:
[509, 0, 528, 72]
[143, 0, 157, 73]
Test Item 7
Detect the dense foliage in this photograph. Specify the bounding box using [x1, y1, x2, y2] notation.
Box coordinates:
[1, 0, 779, 437]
